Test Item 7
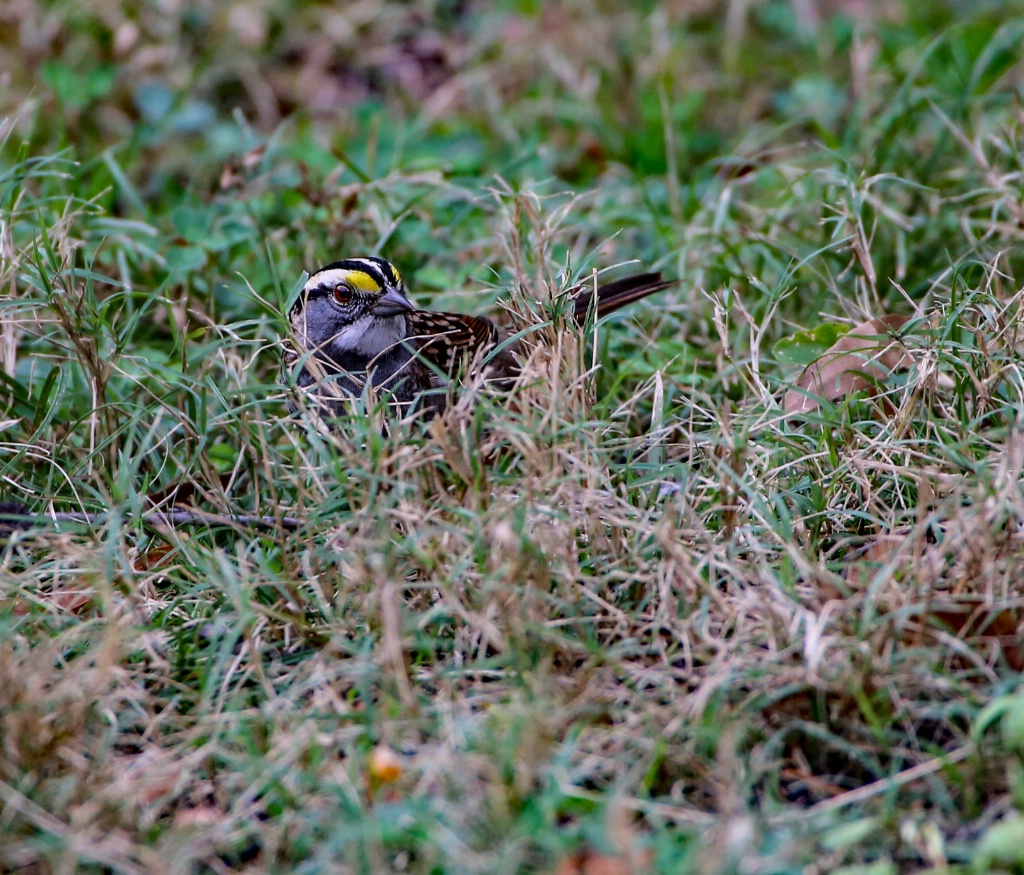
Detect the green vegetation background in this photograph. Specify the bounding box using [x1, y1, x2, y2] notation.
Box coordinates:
[3, 1, 1024, 872]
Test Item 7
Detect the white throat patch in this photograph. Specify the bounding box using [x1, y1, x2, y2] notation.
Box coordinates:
[332, 314, 407, 359]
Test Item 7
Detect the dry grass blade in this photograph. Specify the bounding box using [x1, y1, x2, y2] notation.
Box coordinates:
[4, 3, 1024, 871]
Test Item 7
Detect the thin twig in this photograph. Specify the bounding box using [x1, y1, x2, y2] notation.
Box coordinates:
[771, 742, 977, 824]
[0, 504, 302, 532]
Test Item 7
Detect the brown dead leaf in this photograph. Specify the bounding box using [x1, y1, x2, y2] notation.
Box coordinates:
[132, 543, 177, 572]
[926, 601, 1024, 672]
[554, 849, 653, 875]
[556, 801, 653, 875]
[784, 314, 913, 416]
[846, 531, 1024, 671]
[8, 585, 98, 616]
[52, 588, 94, 614]
[846, 532, 908, 588]
[146, 472, 233, 507]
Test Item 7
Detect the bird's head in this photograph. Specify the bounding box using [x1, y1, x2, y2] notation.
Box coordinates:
[289, 257, 416, 360]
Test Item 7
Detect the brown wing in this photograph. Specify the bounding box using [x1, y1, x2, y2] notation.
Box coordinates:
[406, 310, 500, 375]
[403, 273, 675, 382]
[572, 272, 678, 323]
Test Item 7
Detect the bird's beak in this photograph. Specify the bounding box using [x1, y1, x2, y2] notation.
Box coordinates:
[372, 286, 415, 317]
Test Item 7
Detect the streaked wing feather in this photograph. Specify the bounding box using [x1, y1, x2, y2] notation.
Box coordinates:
[406, 311, 499, 374]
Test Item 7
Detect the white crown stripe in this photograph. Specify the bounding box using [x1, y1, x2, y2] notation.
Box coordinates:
[303, 267, 384, 294]
[349, 257, 401, 287]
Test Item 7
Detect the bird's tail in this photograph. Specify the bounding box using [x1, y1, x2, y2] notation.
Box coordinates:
[572, 272, 677, 323]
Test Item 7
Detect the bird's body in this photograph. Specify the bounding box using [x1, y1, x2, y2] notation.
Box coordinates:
[282, 256, 673, 422]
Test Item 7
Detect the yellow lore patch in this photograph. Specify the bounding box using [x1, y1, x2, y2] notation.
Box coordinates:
[342, 270, 382, 292]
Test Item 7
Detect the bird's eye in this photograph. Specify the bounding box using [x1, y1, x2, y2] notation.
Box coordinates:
[333, 284, 352, 304]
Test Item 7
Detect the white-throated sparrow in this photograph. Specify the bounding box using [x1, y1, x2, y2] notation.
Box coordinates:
[282, 256, 674, 421]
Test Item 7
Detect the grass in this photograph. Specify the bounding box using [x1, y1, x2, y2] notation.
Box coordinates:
[3, 0, 1024, 872]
